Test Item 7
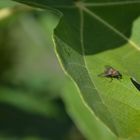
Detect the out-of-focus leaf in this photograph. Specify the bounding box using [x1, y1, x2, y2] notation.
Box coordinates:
[0, 102, 72, 140]
[0, 0, 17, 8]
[0, 0, 18, 23]
[0, 11, 65, 118]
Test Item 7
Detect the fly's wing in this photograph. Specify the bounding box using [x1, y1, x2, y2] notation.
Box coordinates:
[98, 65, 119, 77]
[104, 65, 114, 76]
[98, 71, 112, 77]
[105, 65, 122, 78]
[104, 65, 113, 70]
[105, 65, 119, 73]
[98, 65, 112, 77]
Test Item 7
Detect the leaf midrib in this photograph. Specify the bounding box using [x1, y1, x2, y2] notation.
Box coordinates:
[76, 2, 120, 135]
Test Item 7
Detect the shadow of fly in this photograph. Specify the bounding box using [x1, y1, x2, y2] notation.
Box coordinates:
[98, 65, 122, 82]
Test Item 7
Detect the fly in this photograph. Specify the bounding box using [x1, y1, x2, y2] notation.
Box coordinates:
[98, 65, 122, 81]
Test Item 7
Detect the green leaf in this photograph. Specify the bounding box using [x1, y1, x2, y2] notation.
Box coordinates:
[55, 3, 140, 137]
[62, 79, 140, 140]
[11, 0, 140, 138]
[62, 78, 118, 140]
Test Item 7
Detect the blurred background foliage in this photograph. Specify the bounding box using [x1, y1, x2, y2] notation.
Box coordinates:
[0, 0, 86, 139]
